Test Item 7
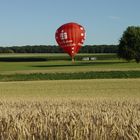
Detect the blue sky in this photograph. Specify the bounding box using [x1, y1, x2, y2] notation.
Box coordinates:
[0, 0, 140, 46]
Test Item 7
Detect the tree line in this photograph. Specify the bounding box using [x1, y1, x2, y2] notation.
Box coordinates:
[0, 45, 118, 53]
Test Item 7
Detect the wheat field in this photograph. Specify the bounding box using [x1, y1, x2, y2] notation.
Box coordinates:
[0, 79, 140, 140]
[1, 99, 140, 140]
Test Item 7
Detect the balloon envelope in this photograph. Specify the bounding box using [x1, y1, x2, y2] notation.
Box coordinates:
[55, 22, 86, 58]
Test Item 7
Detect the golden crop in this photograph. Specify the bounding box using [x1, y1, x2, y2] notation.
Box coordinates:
[0, 99, 140, 140]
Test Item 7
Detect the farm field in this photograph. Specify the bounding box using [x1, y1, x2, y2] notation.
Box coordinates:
[0, 53, 140, 139]
[0, 79, 140, 99]
[0, 53, 140, 75]
[0, 79, 140, 139]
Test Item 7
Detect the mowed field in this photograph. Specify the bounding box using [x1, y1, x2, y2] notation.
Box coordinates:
[0, 53, 140, 74]
[0, 53, 140, 139]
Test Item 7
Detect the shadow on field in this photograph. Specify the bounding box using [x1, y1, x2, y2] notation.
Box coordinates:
[32, 64, 83, 68]
[0, 57, 48, 62]
[32, 61, 127, 68]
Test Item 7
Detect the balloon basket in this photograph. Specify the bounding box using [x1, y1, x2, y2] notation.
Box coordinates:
[72, 58, 75, 63]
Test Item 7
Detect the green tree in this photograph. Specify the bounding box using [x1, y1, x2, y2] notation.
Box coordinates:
[118, 26, 140, 63]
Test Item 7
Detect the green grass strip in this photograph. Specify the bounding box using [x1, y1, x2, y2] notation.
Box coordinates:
[0, 71, 140, 81]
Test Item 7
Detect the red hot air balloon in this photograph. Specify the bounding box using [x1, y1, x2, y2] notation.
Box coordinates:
[55, 22, 86, 62]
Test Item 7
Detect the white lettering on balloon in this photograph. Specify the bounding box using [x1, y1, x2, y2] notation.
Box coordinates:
[60, 31, 68, 40]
